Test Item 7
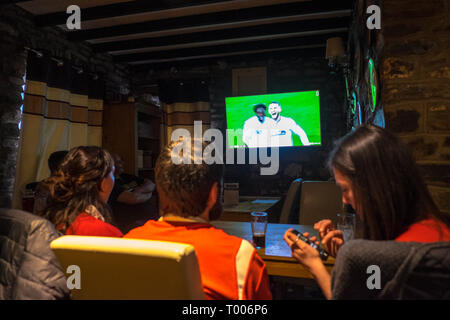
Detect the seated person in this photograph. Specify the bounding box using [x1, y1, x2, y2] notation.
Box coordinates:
[124, 139, 272, 300]
[0, 208, 70, 300]
[109, 153, 155, 205]
[32, 150, 68, 214]
[38, 146, 123, 237]
[283, 124, 450, 299]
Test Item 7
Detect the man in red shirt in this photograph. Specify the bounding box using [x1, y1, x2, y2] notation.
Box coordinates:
[125, 139, 271, 300]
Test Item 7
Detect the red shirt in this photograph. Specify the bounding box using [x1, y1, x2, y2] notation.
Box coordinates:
[66, 213, 123, 237]
[125, 219, 272, 300]
[396, 218, 450, 242]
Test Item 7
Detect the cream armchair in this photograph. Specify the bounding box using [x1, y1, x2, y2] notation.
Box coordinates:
[50, 236, 205, 300]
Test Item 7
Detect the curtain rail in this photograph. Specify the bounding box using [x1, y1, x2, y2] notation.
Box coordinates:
[24, 47, 99, 79]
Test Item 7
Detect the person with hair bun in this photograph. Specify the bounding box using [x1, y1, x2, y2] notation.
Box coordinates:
[40, 146, 123, 237]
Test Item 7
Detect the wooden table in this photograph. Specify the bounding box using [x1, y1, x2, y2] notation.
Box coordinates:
[221, 197, 280, 222]
[211, 221, 335, 279]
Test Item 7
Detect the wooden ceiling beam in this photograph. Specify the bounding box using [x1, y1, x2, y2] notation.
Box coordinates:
[66, 3, 351, 41]
[128, 46, 326, 69]
[92, 17, 349, 53]
[112, 33, 346, 63]
[34, 0, 353, 28]
[34, 0, 316, 27]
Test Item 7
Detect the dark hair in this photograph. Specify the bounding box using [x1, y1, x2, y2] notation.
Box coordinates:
[253, 104, 266, 113]
[48, 150, 68, 174]
[155, 138, 224, 218]
[328, 124, 447, 240]
[40, 146, 114, 233]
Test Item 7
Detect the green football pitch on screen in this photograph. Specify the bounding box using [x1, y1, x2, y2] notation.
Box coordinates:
[225, 91, 322, 148]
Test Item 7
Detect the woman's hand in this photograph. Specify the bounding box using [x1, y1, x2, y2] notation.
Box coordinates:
[283, 229, 323, 272]
[283, 228, 332, 300]
[312, 219, 345, 258]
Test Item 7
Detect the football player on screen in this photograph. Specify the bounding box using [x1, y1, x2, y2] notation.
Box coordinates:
[268, 101, 310, 147]
[242, 104, 274, 147]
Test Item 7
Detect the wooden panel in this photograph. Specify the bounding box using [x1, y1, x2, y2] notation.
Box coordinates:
[102, 102, 136, 175]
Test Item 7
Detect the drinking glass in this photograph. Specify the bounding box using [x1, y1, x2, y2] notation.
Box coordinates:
[250, 211, 268, 249]
[336, 212, 356, 242]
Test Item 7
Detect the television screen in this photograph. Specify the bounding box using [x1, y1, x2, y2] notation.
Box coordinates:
[225, 90, 322, 148]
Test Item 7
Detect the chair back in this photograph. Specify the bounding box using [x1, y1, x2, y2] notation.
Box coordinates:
[50, 236, 205, 300]
[333, 240, 450, 299]
[279, 178, 303, 224]
[298, 181, 342, 225]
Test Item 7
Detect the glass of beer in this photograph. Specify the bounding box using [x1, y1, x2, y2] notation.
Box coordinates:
[251, 211, 268, 249]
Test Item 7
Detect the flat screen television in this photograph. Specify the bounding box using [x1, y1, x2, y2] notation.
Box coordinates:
[225, 90, 322, 148]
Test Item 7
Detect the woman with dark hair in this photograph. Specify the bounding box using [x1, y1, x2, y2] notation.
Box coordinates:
[39, 146, 123, 237]
[284, 124, 450, 299]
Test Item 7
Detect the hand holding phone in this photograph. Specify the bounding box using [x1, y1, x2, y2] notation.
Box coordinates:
[291, 229, 329, 261]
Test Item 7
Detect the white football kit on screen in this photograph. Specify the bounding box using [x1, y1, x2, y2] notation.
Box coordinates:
[242, 116, 274, 147]
[271, 116, 310, 147]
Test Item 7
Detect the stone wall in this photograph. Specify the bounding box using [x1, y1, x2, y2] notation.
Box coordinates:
[0, 41, 26, 208]
[347, 0, 450, 213]
[382, 0, 450, 213]
[0, 4, 130, 208]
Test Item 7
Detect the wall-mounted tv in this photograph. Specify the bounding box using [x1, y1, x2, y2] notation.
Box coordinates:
[225, 90, 322, 148]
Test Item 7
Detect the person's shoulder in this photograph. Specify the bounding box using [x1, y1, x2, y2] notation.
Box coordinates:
[124, 219, 163, 238]
[282, 116, 296, 125]
[396, 217, 450, 242]
[207, 226, 256, 250]
[69, 213, 123, 237]
[244, 116, 256, 123]
[264, 117, 276, 125]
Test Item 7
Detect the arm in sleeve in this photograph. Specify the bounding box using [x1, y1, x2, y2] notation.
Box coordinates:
[242, 120, 251, 146]
[291, 121, 310, 146]
[134, 179, 155, 193]
[242, 251, 272, 300]
[22, 219, 71, 299]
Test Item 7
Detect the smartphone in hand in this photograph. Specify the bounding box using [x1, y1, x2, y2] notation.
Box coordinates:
[291, 229, 329, 261]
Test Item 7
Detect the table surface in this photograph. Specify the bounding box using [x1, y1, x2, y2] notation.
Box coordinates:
[211, 220, 335, 279]
[221, 197, 281, 222]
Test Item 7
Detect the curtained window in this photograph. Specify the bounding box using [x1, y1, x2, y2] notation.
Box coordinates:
[158, 80, 211, 148]
[13, 51, 105, 209]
